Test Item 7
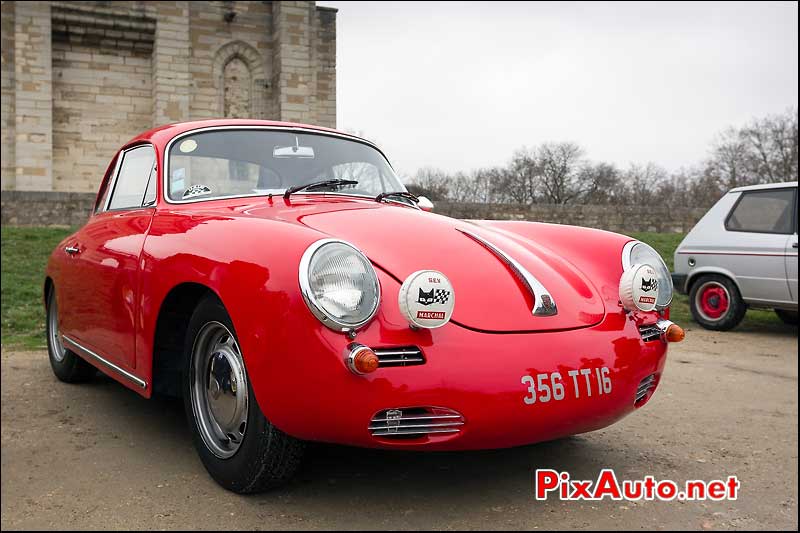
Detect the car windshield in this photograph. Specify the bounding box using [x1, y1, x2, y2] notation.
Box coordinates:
[166, 129, 406, 202]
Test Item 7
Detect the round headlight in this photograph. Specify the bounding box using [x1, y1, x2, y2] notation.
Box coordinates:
[622, 241, 673, 308]
[299, 239, 380, 331]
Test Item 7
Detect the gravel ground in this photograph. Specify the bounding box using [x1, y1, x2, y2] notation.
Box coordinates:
[1, 327, 797, 531]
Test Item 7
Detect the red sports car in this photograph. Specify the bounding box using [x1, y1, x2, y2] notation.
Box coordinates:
[45, 119, 684, 493]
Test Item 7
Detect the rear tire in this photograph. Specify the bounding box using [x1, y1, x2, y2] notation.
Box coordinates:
[689, 274, 746, 331]
[46, 288, 96, 383]
[775, 309, 798, 325]
[182, 296, 304, 493]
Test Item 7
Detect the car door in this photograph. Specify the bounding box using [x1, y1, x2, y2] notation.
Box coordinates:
[724, 187, 796, 306]
[59, 144, 157, 370]
[786, 188, 798, 304]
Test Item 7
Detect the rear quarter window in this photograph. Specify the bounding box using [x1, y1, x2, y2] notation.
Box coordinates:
[725, 188, 796, 234]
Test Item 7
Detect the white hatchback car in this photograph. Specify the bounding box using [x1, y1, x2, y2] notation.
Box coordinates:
[672, 181, 798, 330]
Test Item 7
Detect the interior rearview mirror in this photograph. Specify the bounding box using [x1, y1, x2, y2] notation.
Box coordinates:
[273, 136, 315, 158]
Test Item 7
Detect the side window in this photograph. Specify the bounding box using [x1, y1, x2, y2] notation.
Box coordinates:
[107, 145, 156, 211]
[726, 188, 795, 234]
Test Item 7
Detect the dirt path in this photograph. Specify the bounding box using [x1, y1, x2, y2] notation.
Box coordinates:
[1, 327, 797, 530]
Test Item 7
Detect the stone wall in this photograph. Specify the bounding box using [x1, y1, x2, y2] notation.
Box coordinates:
[2, 192, 705, 233]
[433, 202, 707, 233]
[1, 0, 337, 196]
[51, 2, 155, 191]
[1, 190, 96, 227]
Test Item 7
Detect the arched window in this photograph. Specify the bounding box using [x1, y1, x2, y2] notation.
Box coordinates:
[223, 57, 252, 118]
[213, 41, 267, 119]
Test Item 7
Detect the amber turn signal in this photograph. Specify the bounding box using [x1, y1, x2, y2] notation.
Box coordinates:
[345, 344, 379, 375]
[665, 323, 685, 343]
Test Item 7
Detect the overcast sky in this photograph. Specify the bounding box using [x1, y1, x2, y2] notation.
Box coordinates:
[318, 1, 798, 180]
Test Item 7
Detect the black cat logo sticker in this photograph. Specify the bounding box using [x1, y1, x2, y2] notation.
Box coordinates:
[417, 288, 451, 306]
[640, 278, 658, 292]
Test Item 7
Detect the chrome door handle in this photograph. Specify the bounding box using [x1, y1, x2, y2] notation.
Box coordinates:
[65, 246, 80, 255]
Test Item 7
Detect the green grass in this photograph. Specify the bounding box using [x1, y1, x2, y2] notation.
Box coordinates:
[0, 227, 790, 351]
[629, 232, 787, 331]
[1, 226, 74, 349]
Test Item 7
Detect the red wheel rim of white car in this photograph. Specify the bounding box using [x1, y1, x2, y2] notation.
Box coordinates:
[696, 281, 730, 321]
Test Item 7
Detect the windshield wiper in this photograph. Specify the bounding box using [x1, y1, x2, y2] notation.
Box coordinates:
[375, 191, 419, 204]
[283, 179, 358, 199]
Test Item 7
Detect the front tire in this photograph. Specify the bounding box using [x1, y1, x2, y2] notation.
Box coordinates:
[46, 288, 96, 382]
[183, 296, 304, 493]
[688, 274, 746, 331]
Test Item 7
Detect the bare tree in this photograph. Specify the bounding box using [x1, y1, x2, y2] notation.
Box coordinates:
[407, 166, 452, 200]
[400, 108, 795, 210]
[578, 162, 622, 205]
[536, 142, 586, 204]
[621, 162, 668, 206]
[706, 108, 798, 188]
[707, 127, 751, 189]
[494, 148, 539, 204]
[473, 167, 505, 203]
[740, 109, 798, 183]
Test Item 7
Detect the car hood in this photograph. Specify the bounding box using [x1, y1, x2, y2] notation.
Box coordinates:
[248, 198, 606, 332]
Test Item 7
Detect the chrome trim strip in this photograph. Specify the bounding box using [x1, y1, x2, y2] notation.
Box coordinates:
[457, 228, 558, 317]
[162, 125, 397, 205]
[371, 414, 462, 422]
[62, 336, 147, 389]
[371, 428, 461, 436]
[375, 358, 425, 364]
[621, 240, 638, 271]
[368, 422, 465, 430]
[677, 250, 794, 257]
[372, 346, 426, 366]
[101, 150, 125, 212]
[372, 349, 422, 356]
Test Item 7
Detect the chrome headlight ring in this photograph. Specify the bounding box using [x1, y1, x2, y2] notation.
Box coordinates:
[621, 240, 674, 309]
[299, 238, 381, 332]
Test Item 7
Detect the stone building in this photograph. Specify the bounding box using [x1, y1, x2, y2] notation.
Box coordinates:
[0, 0, 336, 195]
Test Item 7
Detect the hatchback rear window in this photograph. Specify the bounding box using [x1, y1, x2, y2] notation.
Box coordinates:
[725, 188, 796, 234]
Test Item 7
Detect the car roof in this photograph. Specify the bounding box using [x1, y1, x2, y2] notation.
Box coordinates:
[123, 119, 371, 149]
[729, 181, 798, 193]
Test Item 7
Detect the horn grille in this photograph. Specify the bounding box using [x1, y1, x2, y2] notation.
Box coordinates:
[638, 324, 662, 342]
[373, 346, 425, 367]
[635, 374, 658, 406]
[369, 407, 464, 438]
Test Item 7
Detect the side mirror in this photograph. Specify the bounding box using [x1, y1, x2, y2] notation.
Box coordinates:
[417, 195, 434, 212]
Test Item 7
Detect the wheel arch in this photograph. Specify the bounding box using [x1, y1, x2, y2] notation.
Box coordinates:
[686, 266, 742, 296]
[43, 276, 54, 307]
[151, 281, 221, 397]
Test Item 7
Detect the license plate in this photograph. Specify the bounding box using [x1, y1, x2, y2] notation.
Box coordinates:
[521, 367, 612, 405]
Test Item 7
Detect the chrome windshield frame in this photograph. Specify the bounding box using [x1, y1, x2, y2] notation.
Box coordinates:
[162, 125, 402, 205]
